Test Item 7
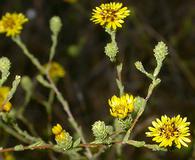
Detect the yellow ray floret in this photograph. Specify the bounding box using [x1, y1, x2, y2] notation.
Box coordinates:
[91, 2, 130, 30]
[0, 13, 28, 37]
[108, 94, 134, 119]
[0, 86, 12, 112]
[52, 123, 63, 135]
[146, 115, 191, 149]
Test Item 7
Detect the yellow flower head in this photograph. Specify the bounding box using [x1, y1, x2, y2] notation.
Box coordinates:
[91, 2, 130, 30]
[52, 124, 71, 144]
[0, 87, 12, 112]
[108, 94, 134, 119]
[146, 115, 191, 149]
[0, 13, 28, 37]
[45, 62, 66, 80]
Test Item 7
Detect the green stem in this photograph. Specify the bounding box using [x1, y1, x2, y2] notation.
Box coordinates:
[45, 89, 55, 136]
[12, 27, 92, 158]
[49, 34, 58, 62]
[12, 36, 45, 74]
[46, 73, 93, 159]
[125, 140, 167, 151]
[105, 29, 118, 62]
[12, 123, 40, 143]
[123, 102, 146, 142]
[18, 115, 38, 136]
[116, 63, 124, 96]
[123, 78, 160, 142]
[0, 121, 30, 144]
[16, 83, 38, 136]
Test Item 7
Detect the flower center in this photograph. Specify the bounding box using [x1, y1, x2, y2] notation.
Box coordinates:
[101, 9, 118, 22]
[4, 17, 16, 29]
[116, 104, 125, 112]
[160, 122, 179, 139]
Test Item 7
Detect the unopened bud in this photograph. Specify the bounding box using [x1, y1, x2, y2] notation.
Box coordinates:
[50, 16, 62, 35]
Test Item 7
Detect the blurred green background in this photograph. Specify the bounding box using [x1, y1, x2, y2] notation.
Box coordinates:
[0, 0, 195, 159]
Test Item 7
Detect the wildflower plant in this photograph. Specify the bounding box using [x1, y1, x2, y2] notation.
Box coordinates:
[0, 2, 192, 160]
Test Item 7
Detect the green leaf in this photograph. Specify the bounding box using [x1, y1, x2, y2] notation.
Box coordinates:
[126, 140, 145, 148]
[73, 138, 81, 148]
[133, 96, 146, 114]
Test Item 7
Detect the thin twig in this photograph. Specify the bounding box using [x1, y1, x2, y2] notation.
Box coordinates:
[0, 121, 30, 144]
[0, 140, 166, 153]
[123, 75, 161, 142]
[12, 36, 45, 73]
[0, 144, 53, 153]
[46, 73, 93, 159]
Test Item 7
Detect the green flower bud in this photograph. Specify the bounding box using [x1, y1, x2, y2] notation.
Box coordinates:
[135, 61, 145, 73]
[115, 116, 133, 131]
[92, 121, 108, 140]
[153, 41, 168, 77]
[21, 76, 33, 93]
[57, 131, 73, 150]
[105, 41, 118, 62]
[50, 16, 62, 35]
[153, 41, 168, 62]
[67, 45, 80, 57]
[92, 121, 113, 144]
[0, 57, 11, 86]
[135, 61, 154, 80]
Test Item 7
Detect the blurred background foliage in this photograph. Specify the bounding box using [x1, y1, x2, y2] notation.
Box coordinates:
[0, 0, 195, 159]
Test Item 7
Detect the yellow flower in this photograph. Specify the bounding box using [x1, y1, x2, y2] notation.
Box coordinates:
[44, 62, 66, 80]
[91, 2, 130, 30]
[52, 124, 66, 143]
[0, 13, 28, 37]
[52, 124, 71, 145]
[108, 94, 134, 119]
[0, 87, 12, 112]
[146, 115, 191, 149]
